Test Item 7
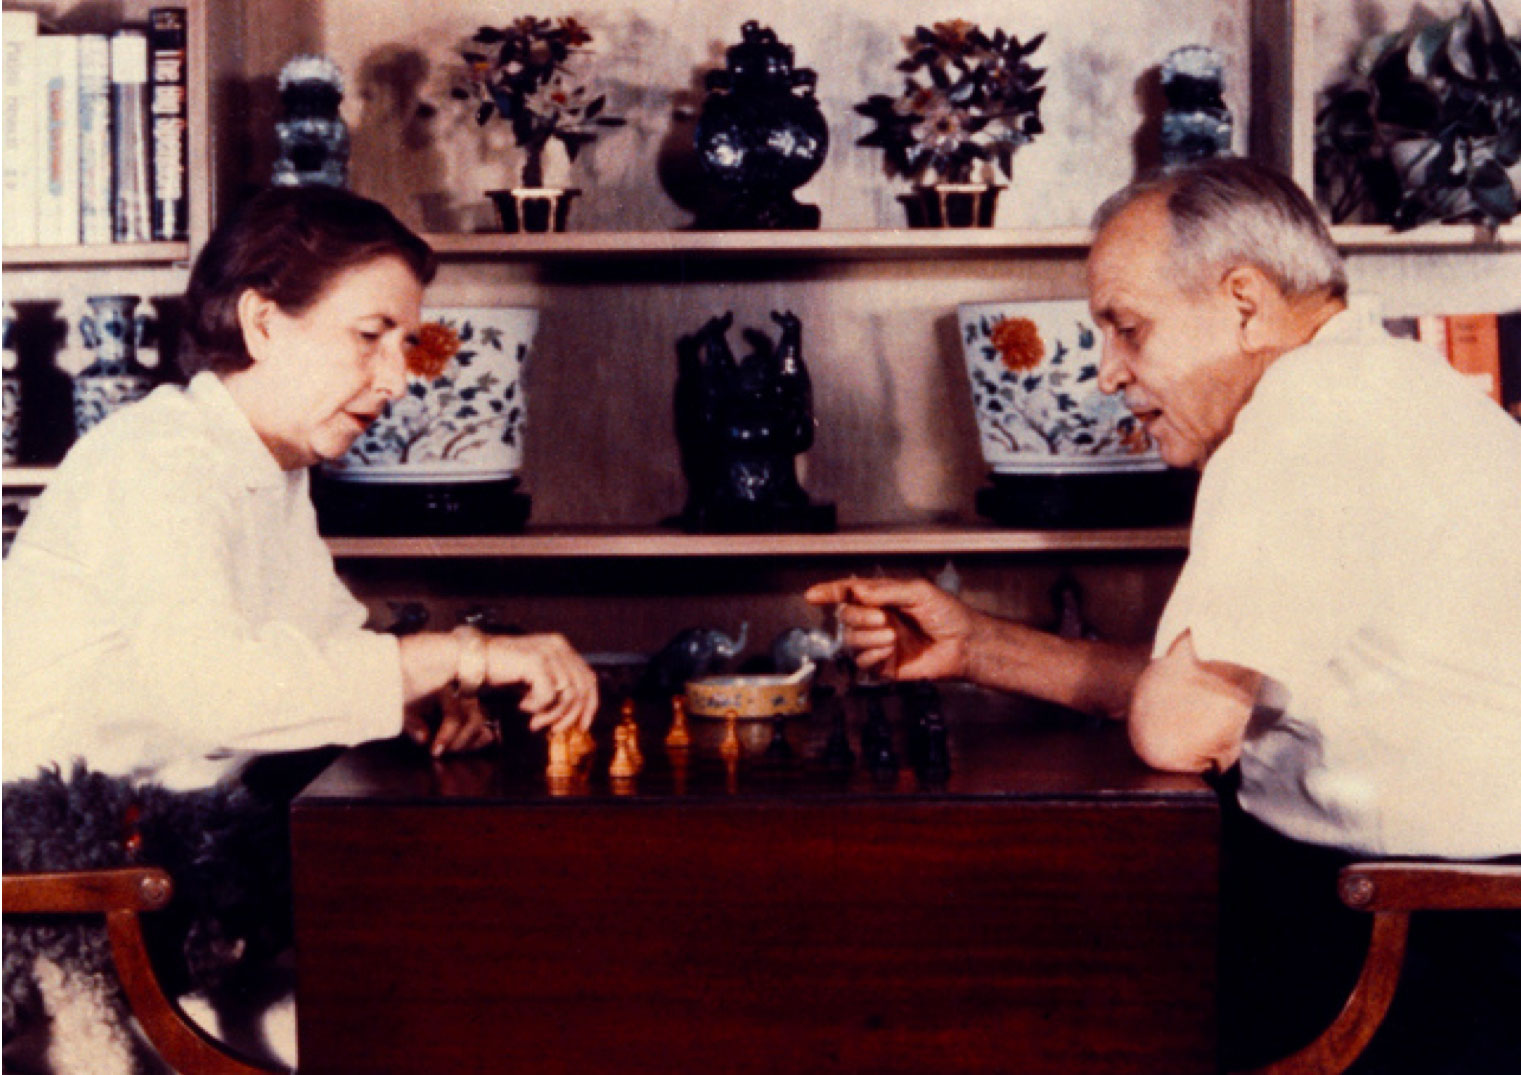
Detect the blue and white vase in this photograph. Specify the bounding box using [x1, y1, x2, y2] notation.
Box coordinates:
[956, 299, 1164, 476]
[3, 303, 20, 464]
[324, 306, 538, 484]
[72, 295, 156, 439]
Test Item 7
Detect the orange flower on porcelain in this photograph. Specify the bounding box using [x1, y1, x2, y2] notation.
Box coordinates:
[406, 321, 461, 380]
[990, 317, 1044, 372]
[1120, 423, 1154, 455]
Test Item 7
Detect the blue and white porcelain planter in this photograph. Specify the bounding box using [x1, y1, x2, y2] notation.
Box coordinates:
[323, 306, 537, 485]
[956, 299, 1163, 476]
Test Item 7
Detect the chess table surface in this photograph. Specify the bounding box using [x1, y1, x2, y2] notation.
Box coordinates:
[297, 683, 1206, 805]
[291, 687, 1219, 1075]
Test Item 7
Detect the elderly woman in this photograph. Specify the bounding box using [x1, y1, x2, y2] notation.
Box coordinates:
[2, 186, 597, 1072]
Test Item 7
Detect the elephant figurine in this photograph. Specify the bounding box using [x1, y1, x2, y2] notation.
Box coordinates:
[638, 622, 750, 699]
[770, 622, 844, 675]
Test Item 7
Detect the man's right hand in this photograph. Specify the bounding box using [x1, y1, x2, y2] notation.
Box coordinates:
[804, 577, 978, 682]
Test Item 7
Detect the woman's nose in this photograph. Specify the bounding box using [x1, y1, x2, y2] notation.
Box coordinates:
[374, 339, 408, 400]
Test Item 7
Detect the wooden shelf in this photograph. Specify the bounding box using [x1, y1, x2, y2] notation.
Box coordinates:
[324, 524, 1191, 560]
[1, 242, 192, 268]
[4, 224, 1506, 272]
[1330, 222, 1521, 251]
[2, 466, 54, 488]
[423, 223, 1518, 262]
[423, 227, 1096, 262]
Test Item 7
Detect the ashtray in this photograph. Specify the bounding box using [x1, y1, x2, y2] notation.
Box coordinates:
[685, 661, 814, 719]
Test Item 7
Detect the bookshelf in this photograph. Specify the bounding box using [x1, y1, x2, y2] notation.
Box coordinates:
[5, 0, 1517, 654]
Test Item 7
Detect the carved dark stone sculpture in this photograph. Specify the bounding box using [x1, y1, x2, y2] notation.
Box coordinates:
[674, 310, 835, 533]
[693, 21, 828, 229]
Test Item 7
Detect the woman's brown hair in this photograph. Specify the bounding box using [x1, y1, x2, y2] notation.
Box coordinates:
[179, 186, 437, 378]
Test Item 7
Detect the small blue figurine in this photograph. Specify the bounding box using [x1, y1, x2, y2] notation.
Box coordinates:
[273, 55, 350, 188]
[1160, 46, 1233, 169]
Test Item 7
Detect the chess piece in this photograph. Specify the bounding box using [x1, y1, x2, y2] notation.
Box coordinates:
[859, 688, 898, 776]
[569, 725, 596, 767]
[822, 703, 854, 772]
[619, 698, 644, 771]
[764, 717, 794, 761]
[545, 727, 573, 780]
[920, 708, 951, 785]
[720, 711, 742, 761]
[609, 725, 638, 779]
[665, 695, 692, 749]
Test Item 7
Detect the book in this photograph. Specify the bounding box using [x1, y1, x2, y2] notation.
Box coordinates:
[78, 34, 114, 245]
[1416, 314, 1450, 361]
[2, 10, 39, 246]
[1499, 311, 1521, 424]
[1445, 313, 1502, 405]
[110, 30, 153, 243]
[34, 33, 80, 246]
[147, 8, 188, 241]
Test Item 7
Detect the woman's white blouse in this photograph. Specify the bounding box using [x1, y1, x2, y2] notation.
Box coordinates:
[3, 372, 403, 790]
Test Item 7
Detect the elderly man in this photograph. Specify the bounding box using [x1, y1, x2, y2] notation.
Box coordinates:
[807, 158, 1521, 1072]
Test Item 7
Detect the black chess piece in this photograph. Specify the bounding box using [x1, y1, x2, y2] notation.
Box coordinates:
[765, 717, 794, 761]
[859, 688, 898, 776]
[918, 707, 951, 786]
[821, 701, 854, 772]
[901, 681, 937, 764]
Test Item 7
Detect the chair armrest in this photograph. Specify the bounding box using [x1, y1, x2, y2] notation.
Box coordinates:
[1339, 862, 1521, 913]
[3, 867, 173, 914]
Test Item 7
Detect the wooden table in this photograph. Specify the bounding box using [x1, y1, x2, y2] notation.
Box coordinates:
[290, 686, 1219, 1074]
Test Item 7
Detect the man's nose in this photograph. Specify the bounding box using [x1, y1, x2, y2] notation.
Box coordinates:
[1096, 340, 1129, 395]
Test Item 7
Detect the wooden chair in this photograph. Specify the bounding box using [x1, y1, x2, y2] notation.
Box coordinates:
[1242, 860, 1521, 1075]
[2, 866, 288, 1075]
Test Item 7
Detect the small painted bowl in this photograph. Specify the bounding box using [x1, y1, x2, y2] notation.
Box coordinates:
[685, 669, 813, 719]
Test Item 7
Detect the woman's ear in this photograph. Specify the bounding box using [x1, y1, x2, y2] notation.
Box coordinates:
[235, 289, 278, 365]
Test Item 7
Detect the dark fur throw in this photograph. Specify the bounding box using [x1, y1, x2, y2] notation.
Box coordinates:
[2, 762, 296, 1047]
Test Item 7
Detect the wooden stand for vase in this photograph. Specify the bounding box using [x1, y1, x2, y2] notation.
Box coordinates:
[488, 188, 581, 233]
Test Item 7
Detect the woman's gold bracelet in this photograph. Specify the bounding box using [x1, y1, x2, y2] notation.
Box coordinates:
[452, 626, 488, 695]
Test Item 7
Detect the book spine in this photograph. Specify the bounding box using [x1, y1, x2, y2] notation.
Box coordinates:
[110, 31, 153, 243]
[78, 34, 114, 245]
[1445, 313, 1502, 404]
[1416, 315, 1450, 362]
[1, 11, 39, 246]
[35, 34, 81, 246]
[1498, 311, 1521, 424]
[147, 7, 188, 241]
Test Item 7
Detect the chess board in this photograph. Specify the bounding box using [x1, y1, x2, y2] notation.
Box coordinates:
[291, 686, 1218, 1074]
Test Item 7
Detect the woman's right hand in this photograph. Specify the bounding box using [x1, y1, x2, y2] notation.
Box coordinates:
[803, 577, 979, 682]
[398, 629, 600, 750]
[482, 632, 599, 734]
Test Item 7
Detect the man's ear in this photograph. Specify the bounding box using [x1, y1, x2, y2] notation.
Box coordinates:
[1221, 265, 1278, 353]
[235, 289, 277, 365]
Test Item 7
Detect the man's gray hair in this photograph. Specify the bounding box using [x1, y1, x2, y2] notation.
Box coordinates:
[1092, 158, 1348, 300]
